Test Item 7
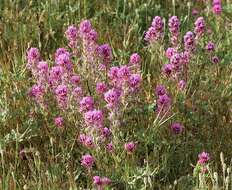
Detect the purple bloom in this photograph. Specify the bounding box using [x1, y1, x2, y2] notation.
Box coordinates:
[101, 127, 111, 138]
[118, 65, 131, 81]
[184, 31, 195, 52]
[55, 48, 69, 60]
[152, 16, 164, 32]
[84, 109, 104, 128]
[170, 53, 181, 69]
[104, 88, 121, 109]
[170, 123, 184, 134]
[54, 116, 64, 128]
[128, 74, 142, 90]
[79, 20, 92, 38]
[198, 152, 210, 164]
[168, 16, 180, 36]
[194, 17, 205, 36]
[65, 25, 78, 41]
[129, 53, 141, 65]
[27, 47, 40, 63]
[96, 82, 108, 94]
[106, 142, 114, 153]
[206, 42, 215, 52]
[55, 85, 68, 109]
[93, 176, 102, 186]
[155, 85, 167, 97]
[124, 142, 136, 154]
[84, 136, 95, 148]
[165, 48, 177, 59]
[29, 84, 45, 104]
[70, 75, 81, 86]
[79, 96, 94, 112]
[96, 44, 112, 65]
[157, 94, 171, 109]
[81, 154, 94, 169]
[55, 53, 72, 70]
[211, 56, 220, 64]
[79, 134, 86, 144]
[213, 4, 222, 15]
[162, 63, 174, 77]
[180, 51, 190, 65]
[72, 87, 83, 100]
[37, 61, 48, 74]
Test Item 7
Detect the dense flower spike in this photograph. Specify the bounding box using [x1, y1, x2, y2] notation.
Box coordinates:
[124, 142, 136, 154]
[129, 53, 141, 65]
[104, 88, 121, 109]
[145, 16, 164, 43]
[166, 48, 177, 59]
[178, 80, 186, 91]
[54, 116, 64, 128]
[96, 82, 108, 94]
[206, 42, 215, 52]
[155, 85, 167, 97]
[84, 109, 104, 128]
[27, 47, 40, 64]
[168, 16, 180, 36]
[170, 123, 184, 134]
[65, 25, 78, 42]
[198, 152, 210, 164]
[212, 0, 222, 15]
[79, 96, 94, 112]
[55, 84, 68, 109]
[128, 74, 142, 91]
[184, 31, 195, 52]
[96, 44, 113, 66]
[194, 17, 205, 37]
[81, 154, 94, 169]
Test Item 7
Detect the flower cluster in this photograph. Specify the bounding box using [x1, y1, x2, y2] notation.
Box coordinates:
[93, 176, 111, 190]
[144, 16, 164, 43]
[212, 0, 222, 15]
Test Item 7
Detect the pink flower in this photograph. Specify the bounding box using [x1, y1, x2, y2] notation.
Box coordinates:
[65, 25, 78, 41]
[79, 96, 94, 112]
[70, 75, 81, 86]
[124, 142, 136, 154]
[166, 48, 177, 59]
[170, 123, 184, 134]
[178, 80, 186, 91]
[96, 82, 108, 94]
[84, 109, 104, 128]
[198, 152, 210, 165]
[104, 88, 121, 108]
[129, 53, 141, 65]
[81, 154, 94, 169]
[54, 116, 64, 128]
[27, 47, 40, 63]
[128, 74, 142, 90]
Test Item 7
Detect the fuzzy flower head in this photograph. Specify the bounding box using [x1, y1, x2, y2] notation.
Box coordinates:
[124, 142, 136, 154]
[157, 94, 171, 108]
[184, 31, 195, 52]
[170, 123, 184, 134]
[155, 85, 167, 97]
[118, 65, 131, 81]
[166, 48, 177, 59]
[104, 88, 121, 109]
[54, 116, 64, 128]
[96, 82, 108, 94]
[129, 53, 141, 65]
[194, 17, 206, 36]
[96, 44, 112, 65]
[93, 176, 102, 186]
[206, 42, 215, 52]
[198, 152, 210, 165]
[79, 96, 94, 112]
[55, 53, 72, 70]
[27, 47, 40, 64]
[212, 4, 222, 15]
[55, 48, 69, 60]
[84, 109, 104, 128]
[152, 16, 164, 32]
[162, 63, 174, 77]
[78, 20, 92, 38]
[37, 61, 49, 76]
[168, 16, 180, 36]
[128, 74, 142, 90]
[106, 142, 114, 153]
[81, 154, 94, 169]
[65, 25, 78, 41]
[212, 56, 220, 64]
[70, 75, 81, 86]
